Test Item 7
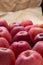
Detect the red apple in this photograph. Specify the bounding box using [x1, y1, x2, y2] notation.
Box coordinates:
[25, 25, 32, 32]
[0, 37, 9, 48]
[34, 33, 43, 43]
[15, 50, 42, 65]
[8, 22, 20, 32]
[0, 48, 15, 65]
[13, 31, 33, 47]
[11, 26, 25, 38]
[29, 27, 43, 40]
[20, 20, 33, 27]
[25, 25, 39, 32]
[0, 27, 12, 43]
[0, 19, 8, 29]
[33, 41, 43, 57]
[10, 41, 31, 58]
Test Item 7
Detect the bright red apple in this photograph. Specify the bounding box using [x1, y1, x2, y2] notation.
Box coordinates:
[29, 27, 43, 40]
[0, 19, 8, 29]
[20, 20, 33, 27]
[8, 22, 20, 32]
[10, 41, 31, 58]
[15, 50, 42, 65]
[0, 37, 9, 48]
[33, 41, 43, 57]
[25, 25, 33, 32]
[11, 26, 25, 38]
[0, 27, 12, 43]
[0, 48, 15, 65]
[13, 31, 33, 47]
[25, 25, 39, 32]
[34, 33, 43, 43]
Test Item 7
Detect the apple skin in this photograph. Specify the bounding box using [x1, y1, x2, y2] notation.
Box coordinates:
[0, 19, 8, 29]
[20, 20, 33, 27]
[8, 22, 20, 32]
[0, 48, 15, 65]
[15, 50, 42, 65]
[25, 25, 39, 32]
[28, 27, 43, 40]
[0, 27, 12, 43]
[11, 26, 25, 38]
[13, 31, 33, 47]
[37, 24, 43, 29]
[10, 41, 31, 58]
[33, 41, 43, 57]
[0, 37, 10, 48]
[34, 33, 43, 43]
[25, 25, 32, 32]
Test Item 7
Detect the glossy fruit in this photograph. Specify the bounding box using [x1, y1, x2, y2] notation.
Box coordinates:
[34, 33, 43, 43]
[8, 22, 20, 32]
[25, 25, 38, 32]
[11, 26, 25, 38]
[0, 27, 12, 43]
[13, 31, 33, 47]
[10, 41, 31, 58]
[15, 50, 42, 65]
[0, 48, 15, 65]
[29, 27, 43, 40]
[0, 19, 8, 29]
[20, 20, 33, 27]
[0, 37, 9, 48]
[33, 41, 43, 57]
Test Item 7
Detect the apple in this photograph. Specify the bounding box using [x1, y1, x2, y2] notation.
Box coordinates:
[25, 25, 33, 32]
[10, 41, 31, 58]
[29, 27, 43, 40]
[20, 20, 33, 27]
[0, 19, 8, 29]
[15, 50, 42, 65]
[13, 31, 33, 47]
[0, 27, 12, 43]
[8, 22, 20, 32]
[25, 25, 39, 32]
[0, 37, 9, 48]
[33, 41, 43, 57]
[11, 26, 25, 38]
[0, 48, 15, 65]
[37, 24, 43, 29]
[34, 33, 43, 43]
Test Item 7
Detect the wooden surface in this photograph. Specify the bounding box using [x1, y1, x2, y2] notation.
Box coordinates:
[0, 7, 43, 24]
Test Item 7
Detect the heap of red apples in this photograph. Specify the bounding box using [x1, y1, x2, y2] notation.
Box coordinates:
[0, 19, 43, 65]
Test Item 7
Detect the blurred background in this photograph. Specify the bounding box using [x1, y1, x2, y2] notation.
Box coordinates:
[0, 0, 43, 24]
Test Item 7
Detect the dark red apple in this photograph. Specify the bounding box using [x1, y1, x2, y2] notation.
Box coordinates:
[29, 27, 43, 40]
[8, 22, 20, 32]
[0, 48, 15, 65]
[20, 20, 33, 27]
[0, 37, 9, 48]
[15, 50, 42, 65]
[34, 33, 43, 43]
[0, 19, 8, 29]
[13, 31, 33, 47]
[10, 41, 31, 58]
[11, 26, 25, 38]
[33, 41, 43, 57]
[0, 27, 12, 43]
